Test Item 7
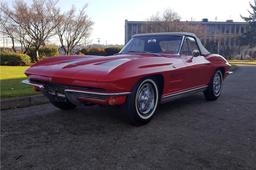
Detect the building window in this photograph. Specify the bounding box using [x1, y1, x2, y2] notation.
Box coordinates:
[241, 27, 244, 34]
[231, 26, 234, 34]
[236, 25, 240, 34]
[222, 26, 225, 33]
[220, 39, 224, 46]
[226, 25, 229, 34]
[225, 38, 229, 46]
[217, 25, 221, 33]
[231, 38, 234, 47]
[236, 39, 240, 46]
[138, 24, 141, 33]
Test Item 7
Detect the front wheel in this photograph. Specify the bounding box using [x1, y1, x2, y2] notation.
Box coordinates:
[124, 78, 159, 126]
[204, 70, 223, 101]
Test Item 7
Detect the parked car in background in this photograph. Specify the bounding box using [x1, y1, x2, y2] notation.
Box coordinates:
[23, 32, 231, 125]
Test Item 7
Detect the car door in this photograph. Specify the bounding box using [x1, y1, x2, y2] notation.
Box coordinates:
[180, 36, 211, 89]
[159, 37, 190, 94]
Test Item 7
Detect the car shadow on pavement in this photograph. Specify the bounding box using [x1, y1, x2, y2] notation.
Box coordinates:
[156, 93, 206, 116]
[49, 93, 206, 128]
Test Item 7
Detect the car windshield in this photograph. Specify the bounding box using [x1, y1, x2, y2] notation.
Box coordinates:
[120, 35, 183, 54]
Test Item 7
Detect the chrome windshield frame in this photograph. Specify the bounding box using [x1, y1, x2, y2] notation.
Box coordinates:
[177, 35, 185, 55]
[120, 35, 184, 55]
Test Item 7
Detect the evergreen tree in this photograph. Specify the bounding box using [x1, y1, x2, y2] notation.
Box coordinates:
[241, 0, 256, 47]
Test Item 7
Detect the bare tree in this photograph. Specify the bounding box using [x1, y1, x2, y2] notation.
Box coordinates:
[146, 9, 181, 32]
[17, 26, 33, 54]
[146, 9, 206, 37]
[0, 9, 32, 53]
[162, 9, 181, 23]
[0, 10, 16, 52]
[55, 5, 93, 55]
[0, 0, 61, 62]
[178, 22, 206, 39]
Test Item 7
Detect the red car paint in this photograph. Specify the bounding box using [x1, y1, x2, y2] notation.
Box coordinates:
[23, 33, 231, 106]
[24, 53, 230, 104]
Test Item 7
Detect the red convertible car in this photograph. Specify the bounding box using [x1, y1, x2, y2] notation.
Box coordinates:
[23, 32, 231, 125]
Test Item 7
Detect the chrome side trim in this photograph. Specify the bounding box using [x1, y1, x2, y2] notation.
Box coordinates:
[161, 85, 208, 104]
[21, 79, 44, 89]
[65, 89, 131, 96]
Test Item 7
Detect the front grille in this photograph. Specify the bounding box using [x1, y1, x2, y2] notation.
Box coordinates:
[29, 79, 109, 104]
[68, 92, 107, 100]
[46, 84, 66, 94]
[29, 79, 105, 93]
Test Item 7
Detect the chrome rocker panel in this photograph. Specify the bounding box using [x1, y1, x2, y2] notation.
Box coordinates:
[160, 85, 208, 104]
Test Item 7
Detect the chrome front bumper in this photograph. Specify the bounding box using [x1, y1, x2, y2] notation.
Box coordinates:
[22, 79, 131, 105]
[22, 79, 44, 89]
[226, 71, 233, 75]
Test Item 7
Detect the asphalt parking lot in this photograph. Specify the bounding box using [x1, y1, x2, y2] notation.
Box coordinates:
[1, 65, 256, 170]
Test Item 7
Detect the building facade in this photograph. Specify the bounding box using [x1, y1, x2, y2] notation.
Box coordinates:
[125, 19, 255, 58]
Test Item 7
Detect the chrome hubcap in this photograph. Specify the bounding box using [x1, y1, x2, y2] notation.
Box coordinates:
[137, 83, 155, 114]
[213, 72, 222, 96]
[135, 80, 158, 119]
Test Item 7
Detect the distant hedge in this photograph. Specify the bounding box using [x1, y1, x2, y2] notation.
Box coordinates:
[81, 48, 106, 56]
[80, 47, 122, 56]
[104, 47, 122, 55]
[39, 46, 59, 57]
[28, 45, 59, 59]
[0, 52, 31, 66]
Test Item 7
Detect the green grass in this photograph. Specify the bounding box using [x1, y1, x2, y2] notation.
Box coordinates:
[0, 66, 28, 80]
[0, 66, 37, 98]
[228, 60, 256, 65]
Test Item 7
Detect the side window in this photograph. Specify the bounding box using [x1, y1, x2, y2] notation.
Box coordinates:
[180, 36, 200, 56]
[159, 40, 181, 54]
[187, 37, 199, 52]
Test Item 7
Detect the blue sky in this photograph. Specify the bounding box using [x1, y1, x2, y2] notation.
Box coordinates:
[59, 0, 252, 45]
[4, 0, 253, 45]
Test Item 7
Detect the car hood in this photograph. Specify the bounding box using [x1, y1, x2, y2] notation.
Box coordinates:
[25, 54, 178, 82]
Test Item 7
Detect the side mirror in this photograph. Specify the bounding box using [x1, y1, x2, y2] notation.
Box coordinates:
[192, 50, 200, 57]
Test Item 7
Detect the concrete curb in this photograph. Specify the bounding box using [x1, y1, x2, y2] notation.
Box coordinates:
[1, 94, 49, 110]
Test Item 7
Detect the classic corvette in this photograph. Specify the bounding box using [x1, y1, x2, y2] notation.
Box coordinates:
[23, 32, 231, 125]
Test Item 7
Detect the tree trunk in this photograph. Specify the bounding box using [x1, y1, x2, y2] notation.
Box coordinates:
[67, 49, 71, 55]
[11, 37, 16, 52]
[66, 44, 71, 55]
[23, 47, 28, 54]
[30, 46, 40, 62]
[62, 45, 67, 55]
[35, 49, 39, 62]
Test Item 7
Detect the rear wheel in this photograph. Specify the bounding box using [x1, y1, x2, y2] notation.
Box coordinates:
[204, 70, 223, 101]
[125, 78, 159, 126]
